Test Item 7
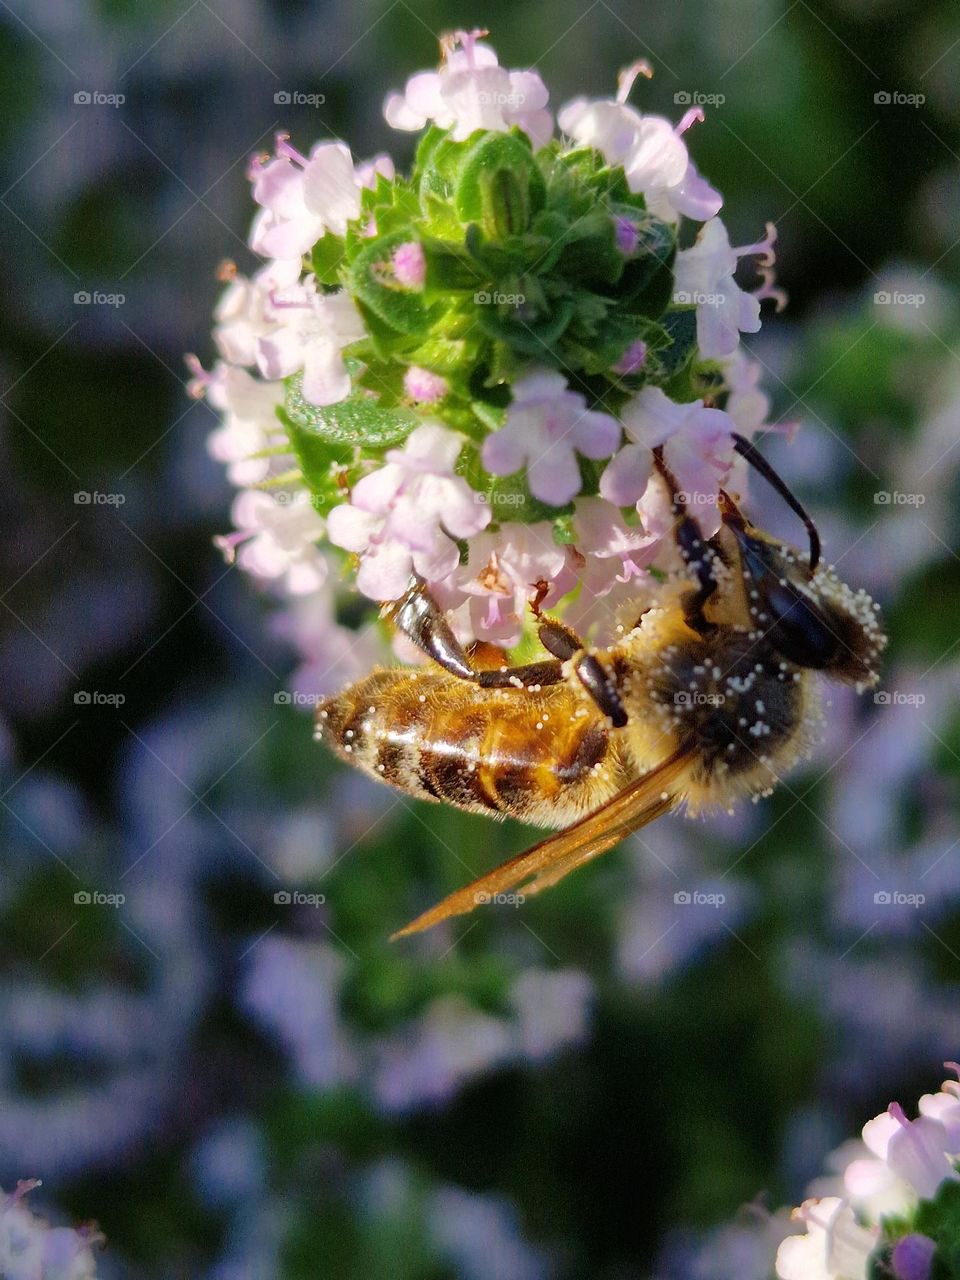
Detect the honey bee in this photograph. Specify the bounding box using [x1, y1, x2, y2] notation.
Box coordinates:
[316, 435, 885, 938]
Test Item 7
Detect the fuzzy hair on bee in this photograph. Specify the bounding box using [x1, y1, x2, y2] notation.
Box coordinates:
[316, 449, 886, 940]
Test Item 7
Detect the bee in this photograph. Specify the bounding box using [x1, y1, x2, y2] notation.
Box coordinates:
[316, 434, 885, 938]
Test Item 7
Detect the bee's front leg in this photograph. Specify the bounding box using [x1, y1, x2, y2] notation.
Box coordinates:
[528, 586, 628, 728]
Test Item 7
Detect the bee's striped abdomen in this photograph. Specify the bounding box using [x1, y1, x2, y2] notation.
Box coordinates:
[315, 666, 628, 827]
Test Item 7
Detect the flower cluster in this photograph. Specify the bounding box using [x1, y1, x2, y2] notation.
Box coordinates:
[775, 1065, 960, 1280]
[0, 1181, 101, 1279]
[193, 29, 785, 666]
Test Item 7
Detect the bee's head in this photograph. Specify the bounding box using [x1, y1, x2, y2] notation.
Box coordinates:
[720, 500, 886, 688]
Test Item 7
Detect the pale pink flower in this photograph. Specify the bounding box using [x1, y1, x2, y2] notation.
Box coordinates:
[482, 369, 621, 506]
[454, 521, 577, 646]
[327, 423, 490, 601]
[600, 385, 734, 533]
[572, 496, 658, 597]
[256, 278, 365, 406]
[192, 361, 286, 486]
[392, 241, 426, 289]
[775, 1197, 875, 1280]
[674, 217, 779, 357]
[384, 30, 552, 147]
[558, 70, 721, 223]
[403, 366, 447, 403]
[212, 259, 302, 367]
[217, 490, 328, 595]
[249, 134, 374, 260]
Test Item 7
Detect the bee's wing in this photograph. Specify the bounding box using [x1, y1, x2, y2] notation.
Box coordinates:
[391, 748, 691, 940]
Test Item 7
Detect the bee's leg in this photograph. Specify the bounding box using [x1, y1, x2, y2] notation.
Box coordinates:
[385, 577, 474, 679]
[388, 577, 566, 688]
[529, 591, 628, 728]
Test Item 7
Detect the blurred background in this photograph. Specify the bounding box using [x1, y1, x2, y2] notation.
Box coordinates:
[1, 0, 959, 1276]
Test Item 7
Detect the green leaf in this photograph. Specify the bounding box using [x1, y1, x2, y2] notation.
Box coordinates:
[283, 371, 418, 449]
[455, 131, 545, 231]
[347, 232, 436, 337]
[311, 233, 346, 286]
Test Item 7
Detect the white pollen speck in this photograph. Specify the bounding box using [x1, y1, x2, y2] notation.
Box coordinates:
[756, 700, 765, 713]
[368, 705, 376, 715]
[418, 694, 427, 703]
[377, 764, 385, 773]
[345, 729, 354, 739]
[344, 744, 353, 753]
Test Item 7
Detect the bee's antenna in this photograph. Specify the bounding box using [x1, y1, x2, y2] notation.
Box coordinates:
[731, 433, 821, 572]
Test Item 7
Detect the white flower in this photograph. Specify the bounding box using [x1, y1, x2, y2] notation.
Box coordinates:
[572, 496, 658, 598]
[249, 134, 374, 260]
[862, 1103, 957, 1202]
[256, 277, 365, 406]
[558, 67, 721, 223]
[481, 368, 621, 506]
[384, 29, 552, 147]
[775, 1198, 875, 1280]
[674, 217, 779, 357]
[211, 259, 302, 367]
[197, 362, 286, 486]
[455, 521, 578, 645]
[600, 385, 735, 534]
[0, 1182, 101, 1280]
[217, 489, 328, 595]
[327, 422, 491, 602]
